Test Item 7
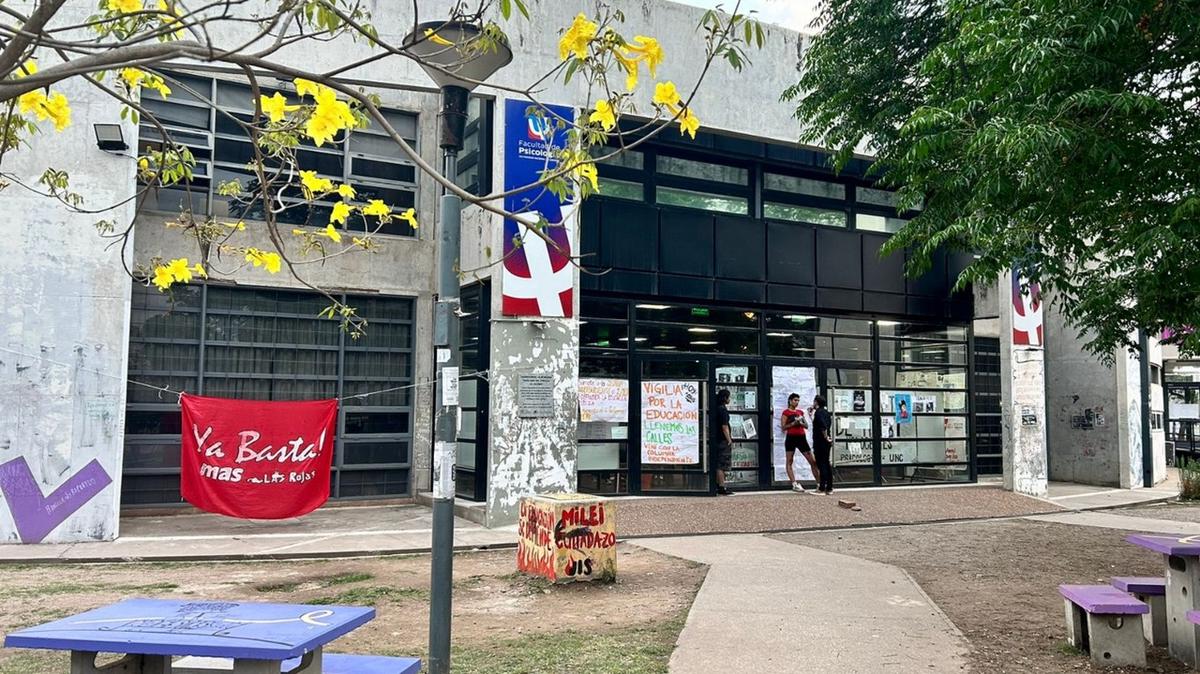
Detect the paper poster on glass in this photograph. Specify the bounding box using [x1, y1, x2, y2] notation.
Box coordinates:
[716, 366, 750, 384]
[578, 377, 629, 423]
[641, 380, 700, 464]
[771, 366, 818, 482]
[834, 441, 872, 466]
[894, 392, 913, 425]
[731, 444, 757, 469]
[853, 390, 867, 412]
[913, 394, 937, 414]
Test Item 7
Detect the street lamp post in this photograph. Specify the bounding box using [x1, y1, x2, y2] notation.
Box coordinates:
[402, 22, 512, 674]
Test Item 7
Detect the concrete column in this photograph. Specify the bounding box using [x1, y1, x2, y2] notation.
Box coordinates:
[1000, 269, 1049, 497]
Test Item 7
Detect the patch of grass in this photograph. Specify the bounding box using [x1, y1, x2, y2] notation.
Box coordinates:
[446, 615, 688, 674]
[7, 581, 178, 598]
[0, 650, 67, 674]
[305, 585, 429, 606]
[325, 571, 373, 586]
[256, 580, 303, 593]
[257, 571, 375, 593]
[1057, 641, 1084, 657]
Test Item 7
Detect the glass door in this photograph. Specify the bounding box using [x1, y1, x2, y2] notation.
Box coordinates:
[635, 358, 710, 494]
[714, 364, 761, 490]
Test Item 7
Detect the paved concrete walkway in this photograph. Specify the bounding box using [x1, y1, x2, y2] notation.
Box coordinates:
[1045, 469, 1179, 510]
[635, 534, 969, 674]
[1027, 510, 1200, 534]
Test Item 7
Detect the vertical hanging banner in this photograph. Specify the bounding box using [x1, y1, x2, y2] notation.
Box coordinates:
[1011, 267, 1044, 347]
[180, 394, 338, 520]
[502, 99, 577, 318]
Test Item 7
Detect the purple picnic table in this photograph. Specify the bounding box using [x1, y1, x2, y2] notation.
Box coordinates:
[1126, 533, 1200, 667]
[2, 598, 417, 673]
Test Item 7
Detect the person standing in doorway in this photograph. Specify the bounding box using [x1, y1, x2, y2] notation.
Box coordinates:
[781, 393, 816, 493]
[713, 389, 735, 495]
[811, 394, 834, 494]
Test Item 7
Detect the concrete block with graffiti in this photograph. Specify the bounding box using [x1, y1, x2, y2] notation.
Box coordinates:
[517, 493, 616, 583]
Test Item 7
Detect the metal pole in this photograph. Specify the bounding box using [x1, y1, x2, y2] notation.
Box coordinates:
[428, 146, 461, 674]
[1139, 329, 1154, 487]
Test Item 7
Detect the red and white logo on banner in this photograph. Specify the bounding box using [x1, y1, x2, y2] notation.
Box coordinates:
[180, 394, 338, 520]
[501, 207, 577, 318]
[1011, 269, 1044, 347]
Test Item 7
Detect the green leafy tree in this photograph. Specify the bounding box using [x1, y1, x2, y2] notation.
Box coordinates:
[787, 0, 1200, 359]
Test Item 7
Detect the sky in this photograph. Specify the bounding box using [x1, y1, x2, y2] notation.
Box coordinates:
[671, 0, 821, 33]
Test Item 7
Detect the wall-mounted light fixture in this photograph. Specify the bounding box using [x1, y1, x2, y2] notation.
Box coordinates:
[93, 124, 127, 151]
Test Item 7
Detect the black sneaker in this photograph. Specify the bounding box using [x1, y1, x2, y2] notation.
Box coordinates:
[717, 486, 735, 496]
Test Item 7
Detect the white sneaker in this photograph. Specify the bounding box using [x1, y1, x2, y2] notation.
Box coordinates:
[792, 483, 806, 493]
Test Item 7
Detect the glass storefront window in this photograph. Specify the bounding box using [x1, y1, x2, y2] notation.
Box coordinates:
[880, 366, 968, 389]
[879, 340, 967, 365]
[582, 322, 629, 349]
[763, 202, 847, 227]
[657, 155, 748, 184]
[592, 146, 644, 170]
[599, 178, 644, 201]
[856, 213, 907, 233]
[635, 304, 759, 328]
[656, 186, 749, 215]
[640, 324, 758, 354]
[765, 313, 873, 335]
[879, 390, 969, 415]
[764, 173, 846, 200]
[828, 368, 873, 388]
[876, 322, 968, 340]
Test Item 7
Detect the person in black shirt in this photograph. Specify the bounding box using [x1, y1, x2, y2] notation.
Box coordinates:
[712, 389, 734, 495]
[810, 394, 834, 494]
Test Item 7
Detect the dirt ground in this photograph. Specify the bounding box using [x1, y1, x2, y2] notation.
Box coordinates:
[778, 519, 1191, 674]
[1117, 502, 1200, 524]
[0, 544, 705, 674]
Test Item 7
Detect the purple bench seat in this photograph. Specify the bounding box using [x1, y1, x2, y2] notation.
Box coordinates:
[281, 654, 421, 674]
[1060, 584, 1149, 614]
[1111, 577, 1167, 596]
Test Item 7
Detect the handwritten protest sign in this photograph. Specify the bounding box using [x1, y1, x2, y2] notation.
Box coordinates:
[180, 394, 337, 519]
[578, 378, 629, 423]
[640, 381, 700, 464]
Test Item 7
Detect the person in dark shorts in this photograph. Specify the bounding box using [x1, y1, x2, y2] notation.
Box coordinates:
[781, 393, 816, 493]
[712, 389, 735, 495]
[810, 394, 834, 494]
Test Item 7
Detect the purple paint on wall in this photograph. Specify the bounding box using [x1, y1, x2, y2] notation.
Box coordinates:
[0, 456, 112, 543]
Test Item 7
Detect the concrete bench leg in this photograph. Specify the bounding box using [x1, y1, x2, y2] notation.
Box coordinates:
[1167, 554, 1200, 667]
[1064, 598, 1087, 650]
[1137, 593, 1168, 647]
[1084, 612, 1146, 668]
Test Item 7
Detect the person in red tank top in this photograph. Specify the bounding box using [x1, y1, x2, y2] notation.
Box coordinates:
[781, 393, 817, 493]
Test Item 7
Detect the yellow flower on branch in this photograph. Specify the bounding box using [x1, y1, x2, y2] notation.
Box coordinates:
[17, 90, 47, 116]
[614, 51, 639, 91]
[306, 95, 356, 147]
[362, 200, 391, 217]
[323, 223, 342, 243]
[399, 208, 418, 229]
[627, 36, 664, 77]
[652, 81, 682, 108]
[679, 107, 701, 139]
[120, 68, 146, 89]
[107, 0, 142, 13]
[244, 248, 282, 274]
[423, 28, 455, 47]
[151, 266, 174, 290]
[559, 13, 598, 61]
[330, 201, 352, 225]
[336, 184, 356, 199]
[259, 92, 298, 123]
[294, 78, 321, 98]
[577, 162, 599, 191]
[224, 220, 247, 231]
[150, 257, 194, 291]
[589, 99, 616, 131]
[14, 60, 37, 78]
[299, 170, 333, 197]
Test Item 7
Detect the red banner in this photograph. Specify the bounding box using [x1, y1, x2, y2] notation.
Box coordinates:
[180, 394, 338, 520]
